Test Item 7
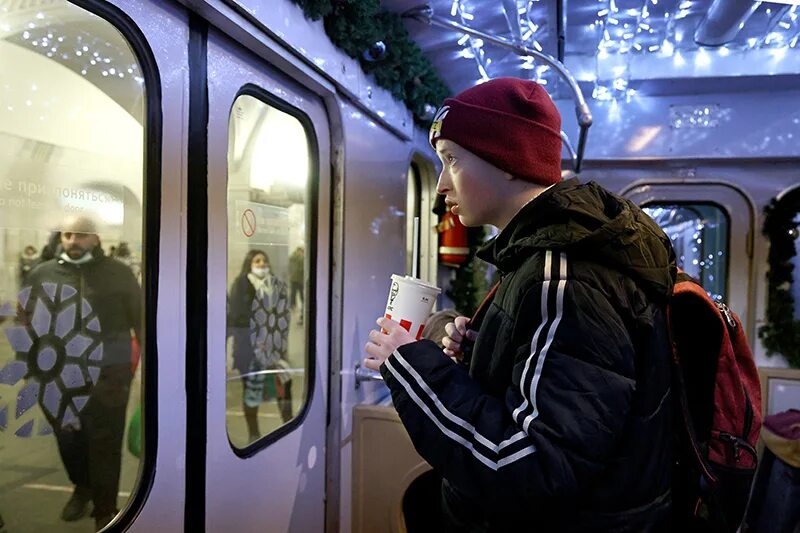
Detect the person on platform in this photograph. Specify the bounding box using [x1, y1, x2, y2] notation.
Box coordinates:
[228, 250, 292, 441]
[23, 215, 141, 530]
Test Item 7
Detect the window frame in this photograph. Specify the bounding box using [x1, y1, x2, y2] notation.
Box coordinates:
[405, 162, 422, 277]
[408, 153, 441, 286]
[225, 83, 320, 457]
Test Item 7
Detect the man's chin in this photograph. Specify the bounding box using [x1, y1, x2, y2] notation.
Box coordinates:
[457, 214, 476, 227]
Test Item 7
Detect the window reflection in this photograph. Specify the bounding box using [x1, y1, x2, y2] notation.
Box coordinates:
[0, 2, 145, 531]
[644, 204, 729, 301]
[226, 94, 309, 449]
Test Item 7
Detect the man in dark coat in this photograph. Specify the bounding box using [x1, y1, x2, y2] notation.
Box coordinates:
[364, 78, 676, 532]
[21, 215, 141, 530]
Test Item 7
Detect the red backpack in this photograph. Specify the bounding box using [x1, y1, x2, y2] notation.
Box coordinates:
[669, 272, 762, 532]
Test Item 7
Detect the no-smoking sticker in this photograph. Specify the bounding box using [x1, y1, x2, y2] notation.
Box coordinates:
[233, 201, 289, 245]
[241, 208, 256, 238]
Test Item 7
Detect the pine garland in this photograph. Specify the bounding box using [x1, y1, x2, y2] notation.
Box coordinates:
[759, 189, 800, 369]
[290, 0, 450, 126]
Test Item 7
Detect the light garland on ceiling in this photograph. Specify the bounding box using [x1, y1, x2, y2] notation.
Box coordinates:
[450, 0, 550, 86]
[590, 0, 799, 101]
[452, 0, 491, 82]
[447, 0, 798, 101]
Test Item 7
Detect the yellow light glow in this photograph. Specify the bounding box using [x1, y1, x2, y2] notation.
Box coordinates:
[627, 126, 662, 152]
[249, 108, 309, 192]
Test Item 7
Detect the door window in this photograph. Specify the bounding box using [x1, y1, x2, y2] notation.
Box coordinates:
[225, 93, 311, 449]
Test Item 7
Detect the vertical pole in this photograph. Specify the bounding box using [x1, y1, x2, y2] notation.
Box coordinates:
[412, 216, 420, 278]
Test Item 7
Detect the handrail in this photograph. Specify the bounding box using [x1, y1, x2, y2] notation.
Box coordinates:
[354, 363, 384, 389]
[226, 368, 306, 381]
[403, 4, 592, 173]
[560, 130, 577, 167]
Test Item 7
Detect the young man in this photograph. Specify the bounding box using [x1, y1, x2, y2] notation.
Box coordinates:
[22, 216, 142, 530]
[364, 78, 676, 531]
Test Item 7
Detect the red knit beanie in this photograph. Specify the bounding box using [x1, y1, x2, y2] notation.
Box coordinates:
[429, 78, 562, 186]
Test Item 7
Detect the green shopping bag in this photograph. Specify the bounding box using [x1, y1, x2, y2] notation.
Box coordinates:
[127, 404, 142, 458]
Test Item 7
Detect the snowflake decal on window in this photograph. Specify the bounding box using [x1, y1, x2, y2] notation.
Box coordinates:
[0, 283, 104, 437]
[249, 285, 290, 369]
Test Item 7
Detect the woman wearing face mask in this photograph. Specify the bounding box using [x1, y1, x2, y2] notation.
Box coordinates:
[227, 249, 292, 442]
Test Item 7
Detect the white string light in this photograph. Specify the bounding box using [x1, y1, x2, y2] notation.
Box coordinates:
[443, 0, 793, 101]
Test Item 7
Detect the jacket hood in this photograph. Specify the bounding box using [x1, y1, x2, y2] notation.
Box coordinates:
[477, 179, 677, 302]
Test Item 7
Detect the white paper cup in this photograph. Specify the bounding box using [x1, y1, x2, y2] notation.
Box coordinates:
[384, 274, 442, 340]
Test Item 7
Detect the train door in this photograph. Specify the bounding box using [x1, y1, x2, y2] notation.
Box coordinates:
[202, 28, 331, 531]
[623, 182, 755, 337]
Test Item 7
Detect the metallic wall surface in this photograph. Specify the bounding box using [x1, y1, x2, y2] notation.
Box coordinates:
[556, 89, 800, 160]
[203, 0, 414, 138]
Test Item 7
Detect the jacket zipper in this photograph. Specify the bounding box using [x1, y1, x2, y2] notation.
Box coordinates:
[715, 302, 736, 330]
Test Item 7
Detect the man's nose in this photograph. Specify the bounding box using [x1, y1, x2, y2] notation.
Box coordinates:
[436, 169, 450, 195]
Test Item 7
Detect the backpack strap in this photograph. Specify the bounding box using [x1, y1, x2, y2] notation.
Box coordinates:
[460, 279, 502, 366]
[469, 279, 501, 332]
[667, 278, 720, 489]
[667, 320, 720, 489]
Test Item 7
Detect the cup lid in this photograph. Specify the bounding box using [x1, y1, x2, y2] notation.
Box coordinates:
[390, 274, 442, 293]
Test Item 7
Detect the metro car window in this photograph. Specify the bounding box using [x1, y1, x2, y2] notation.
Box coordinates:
[225, 93, 310, 449]
[643, 203, 729, 301]
[0, 1, 147, 530]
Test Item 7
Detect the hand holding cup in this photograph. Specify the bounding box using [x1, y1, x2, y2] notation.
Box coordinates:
[364, 317, 416, 370]
[442, 316, 478, 361]
[362, 274, 442, 371]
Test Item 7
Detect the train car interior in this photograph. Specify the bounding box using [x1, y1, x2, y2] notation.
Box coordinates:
[0, 0, 798, 531]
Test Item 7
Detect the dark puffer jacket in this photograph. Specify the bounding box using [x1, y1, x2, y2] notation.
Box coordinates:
[381, 179, 677, 532]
